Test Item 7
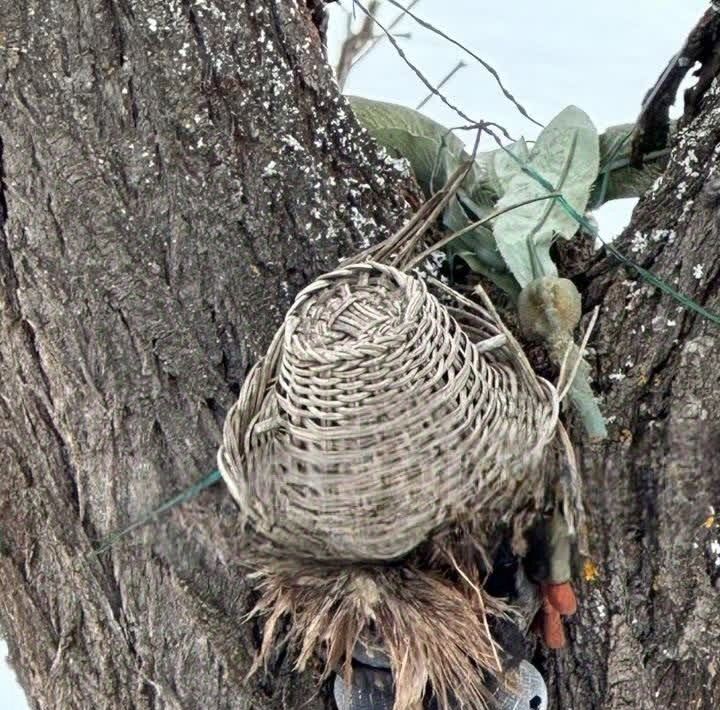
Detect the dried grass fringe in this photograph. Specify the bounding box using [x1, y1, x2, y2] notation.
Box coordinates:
[244, 553, 517, 710]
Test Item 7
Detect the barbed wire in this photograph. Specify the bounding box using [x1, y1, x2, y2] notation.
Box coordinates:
[348, 0, 720, 327]
[377, 0, 543, 127]
[349, 0, 422, 71]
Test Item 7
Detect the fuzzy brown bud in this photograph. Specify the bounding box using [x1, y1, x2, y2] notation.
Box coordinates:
[517, 276, 582, 343]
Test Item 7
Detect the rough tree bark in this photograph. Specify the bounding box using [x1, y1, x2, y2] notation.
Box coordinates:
[0, 2, 718, 710]
[0, 2, 415, 708]
[549, 68, 720, 709]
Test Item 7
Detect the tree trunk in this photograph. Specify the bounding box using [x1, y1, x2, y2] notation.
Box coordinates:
[549, 86, 720, 707]
[0, 2, 413, 708]
[0, 2, 718, 710]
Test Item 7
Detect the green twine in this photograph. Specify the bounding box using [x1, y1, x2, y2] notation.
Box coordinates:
[508, 150, 720, 327]
[92, 469, 222, 556]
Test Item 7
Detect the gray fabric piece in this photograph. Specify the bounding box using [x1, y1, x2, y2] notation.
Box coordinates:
[352, 638, 391, 670]
[490, 661, 548, 710]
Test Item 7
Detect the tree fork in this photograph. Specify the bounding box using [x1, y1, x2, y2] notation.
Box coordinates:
[0, 1, 719, 709]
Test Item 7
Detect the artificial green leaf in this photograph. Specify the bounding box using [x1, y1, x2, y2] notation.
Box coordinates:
[349, 96, 468, 157]
[348, 96, 504, 201]
[589, 122, 673, 207]
[455, 252, 521, 299]
[488, 137, 530, 197]
[350, 96, 519, 290]
[548, 340, 607, 440]
[493, 106, 600, 287]
[567, 365, 608, 441]
[349, 96, 470, 195]
[456, 188, 494, 223]
[442, 197, 500, 266]
[441, 197, 518, 294]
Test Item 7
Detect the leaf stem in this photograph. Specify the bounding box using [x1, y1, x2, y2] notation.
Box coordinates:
[406, 192, 561, 269]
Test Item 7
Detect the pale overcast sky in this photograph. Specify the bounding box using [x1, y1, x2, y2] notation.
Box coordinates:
[329, 0, 709, 239]
[0, 1, 710, 707]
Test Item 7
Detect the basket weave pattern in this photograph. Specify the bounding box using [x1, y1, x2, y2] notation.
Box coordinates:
[218, 261, 559, 562]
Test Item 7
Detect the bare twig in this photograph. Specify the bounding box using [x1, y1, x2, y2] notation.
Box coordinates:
[335, 0, 381, 89]
[350, 0, 422, 70]
[352, 1, 474, 123]
[352, 0, 516, 145]
[416, 60, 467, 110]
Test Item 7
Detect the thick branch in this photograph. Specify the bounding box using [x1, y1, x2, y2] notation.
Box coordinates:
[630, 7, 720, 165]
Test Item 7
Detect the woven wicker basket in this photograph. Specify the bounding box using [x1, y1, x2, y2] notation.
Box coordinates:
[218, 260, 560, 563]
